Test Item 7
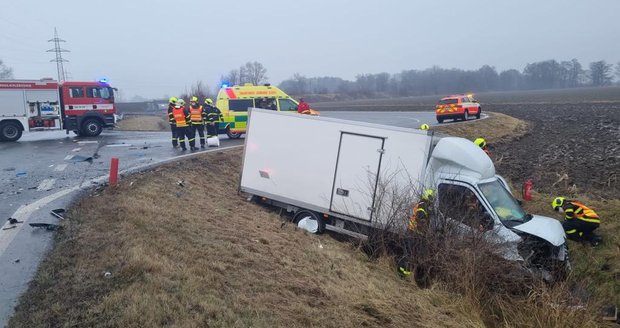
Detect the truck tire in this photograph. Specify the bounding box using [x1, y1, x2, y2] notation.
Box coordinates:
[81, 118, 103, 137]
[475, 107, 481, 119]
[226, 127, 242, 139]
[463, 110, 470, 121]
[0, 122, 22, 142]
[436, 117, 444, 124]
[293, 210, 325, 234]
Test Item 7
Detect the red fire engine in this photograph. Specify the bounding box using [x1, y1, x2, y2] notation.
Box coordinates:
[0, 78, 116, 141]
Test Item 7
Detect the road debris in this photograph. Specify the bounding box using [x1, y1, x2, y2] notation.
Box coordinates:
[104, 272, 112, 278]
[177, 180, 185, 187]
[8, 218, 23, 225]
[29, 223, 60, 231]
[2, 226, 17, 231]
[50, 208, 66, 220]
[15, 170, 27, 177]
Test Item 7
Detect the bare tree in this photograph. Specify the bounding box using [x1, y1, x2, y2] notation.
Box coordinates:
[589, 60, 613, 86]
[222, 69, 240, 86]
[242, 61, 268, 85]
[0, 59, 14, 79]
[615, 62, 620, 84]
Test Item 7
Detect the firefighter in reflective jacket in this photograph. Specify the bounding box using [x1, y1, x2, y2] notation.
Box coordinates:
[474, 138, 491, 156]
[188, 96, 206, 150]
[172, 99, 191, 151]
[552, 197, 601, 245]
[204, 98, 222, 138]
[167, 97, 178, 148]
[399, 189, 434, 277]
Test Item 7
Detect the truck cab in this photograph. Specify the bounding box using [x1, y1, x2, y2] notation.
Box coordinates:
[60, 81, 116, 137]
[426, 137, 569, 278]
[215, 83, 318, 139]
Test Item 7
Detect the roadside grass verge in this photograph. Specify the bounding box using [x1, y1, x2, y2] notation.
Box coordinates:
[116, 115, 168, 131]
[9, 149, 480, 328]
[433, 112, 529, 145]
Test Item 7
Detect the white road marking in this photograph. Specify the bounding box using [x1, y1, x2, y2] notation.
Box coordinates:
[77, 141, 98, 144]
[36, 179, 56, 191]
[105, 144, 132, 147]
[0, 187, 78, 256]
[64, 155, 74, 160]
[54, 164, 67, 172]
[72, 148, 81, 152]
[0, 145, 243, 259]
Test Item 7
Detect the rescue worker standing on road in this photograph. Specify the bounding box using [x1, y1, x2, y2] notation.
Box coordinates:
[552, 197, 602, 245]
[474, 137, 491, 156]
[204, 98, 222, 139]
[399, 189, 434, 277]
[188, 96, 206, 150]
[167, 97, 179, 148]
[172, 99, 191, 151]
[297, 98, 311, 114]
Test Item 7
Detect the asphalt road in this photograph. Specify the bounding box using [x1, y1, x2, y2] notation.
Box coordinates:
[0, 110, 483, 326]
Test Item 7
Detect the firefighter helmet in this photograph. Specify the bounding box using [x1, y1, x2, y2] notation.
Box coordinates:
[422, 189, 434, 201]
[552, 197, 566, 211]
[169, 97, 178, 104]
[191, 96, 198, 102]
[474, 138, 487, 149]
[420, 123, 430, 130]
[176, 99, 186, 107]
[205, 98, 214, 105]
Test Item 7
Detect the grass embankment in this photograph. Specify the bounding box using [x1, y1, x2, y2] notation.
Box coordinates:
[9, 150, 479, 328]
[116, 115, 168, 131]
[433, 112, 529, 144]
[9, 112, 617, 327]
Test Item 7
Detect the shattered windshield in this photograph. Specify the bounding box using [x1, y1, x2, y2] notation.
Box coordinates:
[478, 179, 527, 223]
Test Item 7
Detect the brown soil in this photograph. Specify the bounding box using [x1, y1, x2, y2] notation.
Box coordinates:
[485, 103, 620, 199]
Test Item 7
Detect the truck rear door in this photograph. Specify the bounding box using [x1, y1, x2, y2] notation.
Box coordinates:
[330, 132, 385, 221]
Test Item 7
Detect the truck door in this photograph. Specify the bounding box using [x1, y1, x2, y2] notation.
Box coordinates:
[330, 132, 385, 221]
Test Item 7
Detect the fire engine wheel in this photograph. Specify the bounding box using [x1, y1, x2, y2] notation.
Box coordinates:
[226, 128, 242, 139]
[463, 111, 470, 121]
[293, 210, 325, 234]
[436, 117, 444, 124]
[0, 122, 22, 142]
[81, 119, 103, 137]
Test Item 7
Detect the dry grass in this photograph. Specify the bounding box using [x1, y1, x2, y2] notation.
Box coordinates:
[433, 112, 529, 144]
[116, 115, 168, 131]
[9, 149, 481, 328]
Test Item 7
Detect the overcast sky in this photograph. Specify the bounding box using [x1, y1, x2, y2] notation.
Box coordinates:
[1, 0, 619, 99]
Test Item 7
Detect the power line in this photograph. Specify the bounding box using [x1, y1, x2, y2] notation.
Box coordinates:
[46, 27, 69, 82]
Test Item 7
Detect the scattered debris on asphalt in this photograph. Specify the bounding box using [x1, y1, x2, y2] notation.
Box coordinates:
[67, 155, 93, 163]
[29, 223, 60, 231]
[2, 226, 17, 231]
[8, 218, 23, 225]
[50, 208, 66, 220]
[14, 258, 20, 263]
[15, 170, 27, 177]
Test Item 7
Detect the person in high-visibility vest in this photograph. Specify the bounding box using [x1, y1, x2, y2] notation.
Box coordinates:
[204, 98, 223, 138]
[167, 97, 178, 148]
[552, 197, 602, 245]
[187, 96, 206, 150]
[399, 189, 434, 277]
[474, 137, 491, 156]
[172, 99, 191, 151]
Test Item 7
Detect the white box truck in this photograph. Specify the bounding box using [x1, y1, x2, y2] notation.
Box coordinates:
[240, 108, 570, 276]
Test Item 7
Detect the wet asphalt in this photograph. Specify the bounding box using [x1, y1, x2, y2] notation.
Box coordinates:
[0, 110, 481, 326]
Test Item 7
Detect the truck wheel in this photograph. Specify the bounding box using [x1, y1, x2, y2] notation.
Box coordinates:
[463, 111, 470, 121]
[226, 128, 242, 139]
[81, 119, 103, 137]
[475, 108, 481, 119]
[0, 122, 22, 142]
[293, 210, 324, 234]
[436, 117, 444, 124]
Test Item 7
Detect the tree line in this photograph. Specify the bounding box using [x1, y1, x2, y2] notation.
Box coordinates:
[279, 59, 620, 97]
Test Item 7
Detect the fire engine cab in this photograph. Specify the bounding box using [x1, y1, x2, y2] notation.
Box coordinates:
[0, 78, 116, 141]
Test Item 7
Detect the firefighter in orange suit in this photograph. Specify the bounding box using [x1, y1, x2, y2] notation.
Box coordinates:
[172, 99, 191, 151]
[188, 96, 206, 150]
[167, 97, 178, 148]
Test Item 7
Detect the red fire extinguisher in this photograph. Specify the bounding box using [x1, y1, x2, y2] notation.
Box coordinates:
[523, 179, 533, 201]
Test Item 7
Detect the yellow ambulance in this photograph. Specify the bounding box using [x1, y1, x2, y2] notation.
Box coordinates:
[216, 83, 319, 139]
